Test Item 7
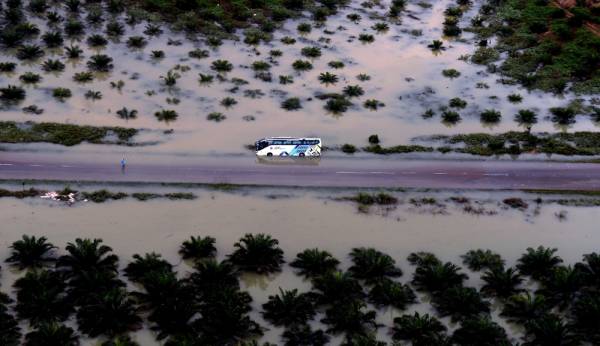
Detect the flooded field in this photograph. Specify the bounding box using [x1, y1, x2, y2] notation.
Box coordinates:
[0, 186, 598, 344]
[1, 0, 598, 160]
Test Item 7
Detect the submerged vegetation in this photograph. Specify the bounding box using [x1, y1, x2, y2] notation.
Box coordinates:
[0, 233, 598, 345]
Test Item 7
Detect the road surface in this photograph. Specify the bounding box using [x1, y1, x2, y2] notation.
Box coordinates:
[1, 153, 600, 190]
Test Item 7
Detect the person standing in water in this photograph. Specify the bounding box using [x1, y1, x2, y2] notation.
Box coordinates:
[120, 157, 126, 173]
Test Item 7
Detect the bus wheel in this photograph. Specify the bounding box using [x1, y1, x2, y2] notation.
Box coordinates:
[267, 152, 273, 157]
[299, 153, 305, 157]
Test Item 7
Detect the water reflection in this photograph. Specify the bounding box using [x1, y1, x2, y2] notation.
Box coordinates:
[256, 156, 321, 166]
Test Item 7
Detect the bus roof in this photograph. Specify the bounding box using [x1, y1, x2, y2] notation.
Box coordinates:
[260, 137, 321, 141]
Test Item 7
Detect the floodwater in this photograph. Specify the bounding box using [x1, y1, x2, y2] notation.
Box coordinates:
[0, 188, 598, 344]
[1, 0, 598, 162]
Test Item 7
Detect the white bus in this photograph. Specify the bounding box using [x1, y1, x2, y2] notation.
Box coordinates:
[255, 137, 322, 157]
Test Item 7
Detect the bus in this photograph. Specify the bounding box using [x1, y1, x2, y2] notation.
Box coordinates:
[255, 137, 322, 157]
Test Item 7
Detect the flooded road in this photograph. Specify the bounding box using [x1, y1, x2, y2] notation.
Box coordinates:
[1, 152, 600, 189]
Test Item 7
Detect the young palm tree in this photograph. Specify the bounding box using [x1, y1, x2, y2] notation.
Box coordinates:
[86, 54, 114, 72]
[461, 249, 504, 271]
[427, 39, 446, 51]
[367, 278, 416, 310]
[392, 312, 448, 345]
[65, 45, 83, 59]
[179, 236, 216, 261]
[56, 238, 119, 278]
[14, 269, 72, 326]
[16, 44, 45, 60]
[160, 70, 180, 86]
[349, 247, 402, 283]
[124, 252, 173, 283]
[211, 59, 233, 73]
[116, 107, 138, 121]
[154, 109, 178, 123]
[262, 288, 316, 327]
[343, 85, 365, 98]
[5, 235, 56, 270]
[126, 36, 147, 49]
[480, 266, 524, 299]
[66, 269, 125, 306]
[41, 59, 65, 72]
[500, 292, 550, 325]
[412, 261, 468, 293]
[42, 31, 64, 47]
[301, 46, 322, 58]
[282, 324, 329, 346]
[106, 21, 125, 36]
[76, 288, 142, 337]
[312, 271, 364, 305]
[318, 72, 338, 85]
[0, 292, 21, 346]
[321, 299, 378, 337]
[342, 333, 386, 346]
[24, 322, 79, 346]
[523, 314, 580, 346]
[290, 248, 340, 278]
[517, 246, 563, 281]
[87, 34, 108, 47]
[537, 266, 584, 310]
[227, 233, 284, 274]
[187, 259, 240, 295]
[431, 286, 491, 323]
[451, 316, 509, 346]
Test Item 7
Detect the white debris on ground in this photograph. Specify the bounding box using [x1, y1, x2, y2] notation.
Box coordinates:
[40, 191, 78, 205]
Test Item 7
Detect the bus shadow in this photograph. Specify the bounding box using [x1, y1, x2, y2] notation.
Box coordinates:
[256, 156, 321, 166]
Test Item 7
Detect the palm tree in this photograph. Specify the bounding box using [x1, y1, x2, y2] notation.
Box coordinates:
[342, 333, 386, 346]
[87, 34, 108, 47]
[154, 109, 178, 123]
[227, 233, 284, 274]
[134, 271, 198, 340]
[570, 291, 600, 342]
[523, 314, 580, 346]
[101, 335, 140, 346]
[431, 286, 490, 323]
[367, 278, 416, 310]
[290, 248, 340, 278]
[262, 288, 315, 327]
[16, 45, 45, 60]
[461, 249, 504, 271]
[116, 107, 138, 121]
[343, 85, 365, 97]
[517, 246, 563, 281]
[76, 288, 142, 337]
[56, 238, 119, 279]
[211, 59, 233, 73]
[14, 269, 72, 326]
[160, 70, 180, 86]
[349, 247, 402, 283]
[428, 39, 446, 51]
[187, 259, 240, 295]
[86, 54, 114, 72]
[500, 292, 550, 325]
[179, 236, 216, 261]
[282, 324, 329, 346]
[24, 322, 79, 346]
[65, 45, 83, 59]
[301, 46, 322, 58]
[195, 287, 262, 344]
[0, 292, 20, 346]
[407, 251, 441, 266]
[481, 266, 524, 299]
[392, 312, 448, 345]
[126, 36, 147, 49]
[318, 72, 338, 85]
[412, 261, 468, 293]
[451, 316, 510, 346]
[42, 31, 64, 47]
[537, 266, 584, 310]
[106, 21, 125, 36]
[5, 235, 56, 270]
[42, 59, 65, 72]
[312, 271, 364, 305]
[124, 252, 173, 283]
[66, 269, 125, 306]
[321, 299, 378, 337]
[64, 0, 81, 12]
[574, 252, 600, 288]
